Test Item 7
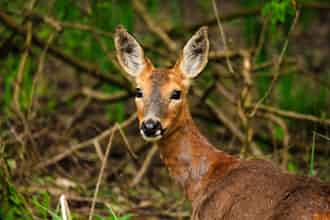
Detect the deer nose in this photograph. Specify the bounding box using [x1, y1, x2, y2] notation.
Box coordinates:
[141, 119, 162, 137]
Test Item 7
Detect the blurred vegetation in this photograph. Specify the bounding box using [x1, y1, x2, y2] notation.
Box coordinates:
[0, 0, 329, 219]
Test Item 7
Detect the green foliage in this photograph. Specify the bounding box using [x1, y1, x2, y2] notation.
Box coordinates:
[262, 0, 295, 26]
[52, 0, 134, 122]
[309, 131, 316, 176]
[146, 0, 160, 15]
[0, 53, 34, 114]
[54, 0, 81, 20]
[239, 0, 260, 47]
[102, 84, 126, 122]
[94, 207, 134, 220]
[32, 192, 52, 219]
[106, 103, 126, 123]
[20, 60, 34, 112]
[273, 125, 284, 142]
[0, 174, 32, 220]
[276, 73, 328, 115]
[287, 160, 298, 173]
[1, 54, 17, 113]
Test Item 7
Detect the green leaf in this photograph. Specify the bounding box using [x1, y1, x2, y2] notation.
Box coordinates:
[262, 0, 295, 31]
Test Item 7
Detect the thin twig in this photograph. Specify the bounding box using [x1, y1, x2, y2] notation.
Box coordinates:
[11, 0, 39, 163]
[132, 0, 177, 52]
[0, 10, 131, 91]
[34, 114, 137, 170]
[23, 9, 113, 38]
[115, 123, 138, 161]
[260, 113, 290, 169]
[93, 139, 105, 162]
[249, 10, 300, 117]
[29, 32, 57, 117]
[314, 132, 330, 142]
[254, 104, 330, 126]
[130, 144, 158, 187]
[64, 97, 91, 133]
[172, 2, 330, 34]
[208, 49, 247, 61]
[211, 0, 235, 75]
[82, 87, 131, 102]
[193, 87, 263, 157]
[88, 128, 115, 220]
[237, 52, 254, 157]
[253, 15, 270, 64]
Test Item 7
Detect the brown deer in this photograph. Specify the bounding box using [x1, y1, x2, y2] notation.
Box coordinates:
[114, 26, 330, 220]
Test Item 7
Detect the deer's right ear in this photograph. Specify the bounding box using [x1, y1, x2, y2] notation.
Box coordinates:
[114, 26, 148, 77]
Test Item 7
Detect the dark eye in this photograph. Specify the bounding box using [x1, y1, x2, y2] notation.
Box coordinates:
[170, 90, 181, 100]
[135, 88, 143, 98]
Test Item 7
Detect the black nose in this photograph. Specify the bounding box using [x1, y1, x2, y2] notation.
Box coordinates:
[141, 119, 162, 137]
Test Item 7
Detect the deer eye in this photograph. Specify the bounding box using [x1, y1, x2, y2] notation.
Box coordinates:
[135, 88, 143, 98]
[170, 90, 181, 100]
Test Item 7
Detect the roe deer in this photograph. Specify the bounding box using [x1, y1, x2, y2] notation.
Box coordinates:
[114, 26, 330, 220]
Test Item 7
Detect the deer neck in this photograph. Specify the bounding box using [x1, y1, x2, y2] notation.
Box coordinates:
[158, 101, 239, 201]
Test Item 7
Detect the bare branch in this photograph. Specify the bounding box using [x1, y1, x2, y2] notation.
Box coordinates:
[132, 0, 177, 52]
[88, 128, 115, 220]
[249, 10, 300, 117]
[34, 114, 137, 170]
[0, 10, 131, 91]
[130, 144, 158, 187]
[211, 0, 235, 75]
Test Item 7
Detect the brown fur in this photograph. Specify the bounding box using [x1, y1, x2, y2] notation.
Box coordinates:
[115, 26, 330, 220]
[135, 67, 187, 132]
[314, 213, 330, 220]
[157, 90, 330, 220]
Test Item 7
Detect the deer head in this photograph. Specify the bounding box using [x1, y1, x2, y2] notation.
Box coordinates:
[114, 26, 209, 141]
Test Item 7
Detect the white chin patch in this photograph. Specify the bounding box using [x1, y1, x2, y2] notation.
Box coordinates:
[140, 130, 162, 142]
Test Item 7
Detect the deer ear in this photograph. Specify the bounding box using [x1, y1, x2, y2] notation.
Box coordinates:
[114, 26, 148, 77]
[176, 26, 209, 78]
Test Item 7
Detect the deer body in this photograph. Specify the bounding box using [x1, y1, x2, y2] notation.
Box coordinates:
[114, 26, 330, 220]
[158, 101, 239, 201]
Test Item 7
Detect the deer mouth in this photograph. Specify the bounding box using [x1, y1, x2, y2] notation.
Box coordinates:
[140, 127, 165, 142]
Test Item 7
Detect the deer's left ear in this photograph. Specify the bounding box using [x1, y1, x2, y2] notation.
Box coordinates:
[176, 26, 209, 78]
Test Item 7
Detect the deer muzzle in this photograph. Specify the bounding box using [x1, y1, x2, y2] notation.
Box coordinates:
[140, 118, 164, 141]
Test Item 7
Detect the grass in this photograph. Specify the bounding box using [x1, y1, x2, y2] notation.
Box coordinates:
[309, 131, 316, 176]
[309, 131, 330, 177]
[32, 193, 134, 220]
